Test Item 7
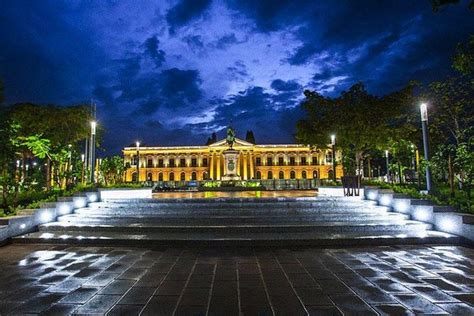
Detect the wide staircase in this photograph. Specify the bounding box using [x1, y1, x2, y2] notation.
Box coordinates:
[13, 196, 458, 246]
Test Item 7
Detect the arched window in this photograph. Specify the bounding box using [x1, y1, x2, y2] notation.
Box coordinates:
[191, 172, 197, 180]
[256, 171, 261, 179]
[147, 158, 153, 168]
[169, 172, 175, 181]
[290, 170, 296, 179]
[302, 171, 307, 179]
[158, 173, 163, 181]
[313, 170, 318, 179]
[267, 171, 273, 180]
[180, 172, 186, 181]
[131, 172, 138, 182]
[147, 172, 153, 181]
[279, 171, 284, 179]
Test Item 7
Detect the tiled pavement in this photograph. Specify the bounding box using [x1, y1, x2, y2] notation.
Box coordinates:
[0, 245, 473, 315]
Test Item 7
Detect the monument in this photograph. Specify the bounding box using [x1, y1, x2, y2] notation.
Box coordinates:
[221, 126, 241, 181]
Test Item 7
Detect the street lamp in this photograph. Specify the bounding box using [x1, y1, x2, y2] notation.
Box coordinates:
[420, 103, 432, 193]
[81, 153, 85, 183]
[90, 121, 96, 184]
[136, 141, 140, 183]
[330, 134, 336, 182]
[385, 150, 390, 183]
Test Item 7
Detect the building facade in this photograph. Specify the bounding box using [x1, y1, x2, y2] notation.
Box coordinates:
[123, 138, 343, 182]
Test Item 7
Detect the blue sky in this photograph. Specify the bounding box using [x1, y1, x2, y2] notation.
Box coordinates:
[1, 0, 473, 154]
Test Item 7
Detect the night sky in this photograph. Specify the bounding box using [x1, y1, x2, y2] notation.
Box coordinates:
[1, 1, 473, 155]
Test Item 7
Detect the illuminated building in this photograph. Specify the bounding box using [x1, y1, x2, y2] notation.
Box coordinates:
[123, 137, 343, 182]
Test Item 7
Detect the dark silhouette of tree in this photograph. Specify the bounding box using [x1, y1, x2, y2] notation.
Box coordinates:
[205, 132, 217, 145]
[245, 130, 256, 144]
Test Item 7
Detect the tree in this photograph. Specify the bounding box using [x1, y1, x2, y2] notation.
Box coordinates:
[205, 132, 218, 145]
[8, 103, 95, 189]
[453, 35, 474, 75]
[245, 130, 256, 144]
[99, 156, 125, 185]
[296, 82, 416, 176]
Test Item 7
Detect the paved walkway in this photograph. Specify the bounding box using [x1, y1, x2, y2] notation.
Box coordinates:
[0, 244, 473, 315]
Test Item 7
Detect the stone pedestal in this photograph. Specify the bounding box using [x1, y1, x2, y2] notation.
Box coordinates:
[221, 149, 241, 181]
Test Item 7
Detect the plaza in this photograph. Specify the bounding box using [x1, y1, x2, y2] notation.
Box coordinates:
[1, 1, 473, 315]
[0, 244, 473, 315]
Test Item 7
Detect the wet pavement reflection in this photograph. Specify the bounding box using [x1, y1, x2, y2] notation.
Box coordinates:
[153, 190, 318, 199]
[0, 244, 473, 315]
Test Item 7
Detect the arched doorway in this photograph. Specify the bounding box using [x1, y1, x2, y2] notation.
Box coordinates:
[290, 170, 296, 179]
[147, 172, 153, 181]
[267, 171, 273, 180]
[131, 172, 138, 182]
[169, 172, 175, 181]
[158, 173, 163, 181]
[191, 172, 197, 180]
[279, 171, 284, 179]
[180, 172, 186, 181]
[302, 170, 307, 179]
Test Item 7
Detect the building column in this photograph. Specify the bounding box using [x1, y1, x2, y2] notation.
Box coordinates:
[216, 153, 221, 180]
[210, 153, 214, 180]
[243, 152, 248, 180]
[249, 151, 254, 179]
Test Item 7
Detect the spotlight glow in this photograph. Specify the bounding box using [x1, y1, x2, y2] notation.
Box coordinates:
[20, 224, 26, 229]
[393, 200, 410, 213]
[74, 199, 87, 209]
[413, 207, 431, 222]
[40, 211, 54, 223]
[438, 218, 456, 232]
[88, 193, 98, 202]
[379, 195, 392, 206]
[367, 191, 378, 200]
[58, 204, 71, 215]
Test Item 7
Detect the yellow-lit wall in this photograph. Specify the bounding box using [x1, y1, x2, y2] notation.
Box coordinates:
[122, 140, 343, 182]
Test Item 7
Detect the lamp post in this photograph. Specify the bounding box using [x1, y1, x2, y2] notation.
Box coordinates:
[420, 103, 432, 193]
[90, 121, 96, 184]
[385, 150, 390, 183]
[136, 141, 140, 183]
[330, 134, 336, 182]
[81, 154, 85, 183]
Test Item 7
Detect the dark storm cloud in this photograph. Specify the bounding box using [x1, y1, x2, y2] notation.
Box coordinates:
[1, 1, 473, 153]
[166, 0, 213, 32]
[160, 68, 202, 102]
[144, 36, 166, 67]
[271, 79, 301, 92]
[214, 33, 239, 49]
[226, 60, 250, 81]
[183, 35, 204, 51]
[204, 84, 304, 143]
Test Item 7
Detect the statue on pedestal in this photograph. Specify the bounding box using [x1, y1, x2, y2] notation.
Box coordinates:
[222, 126, 240, 180]
[226, 126, 236, 149]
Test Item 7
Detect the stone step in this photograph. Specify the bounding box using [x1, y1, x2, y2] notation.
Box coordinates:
[91, 199, 375, 208]
[99, 196, 367, 203]
[75, 206, 389, 216]
[13, 230, 459, 247]
[57, 212, 409, 224]
[39, 220, 431, 234]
